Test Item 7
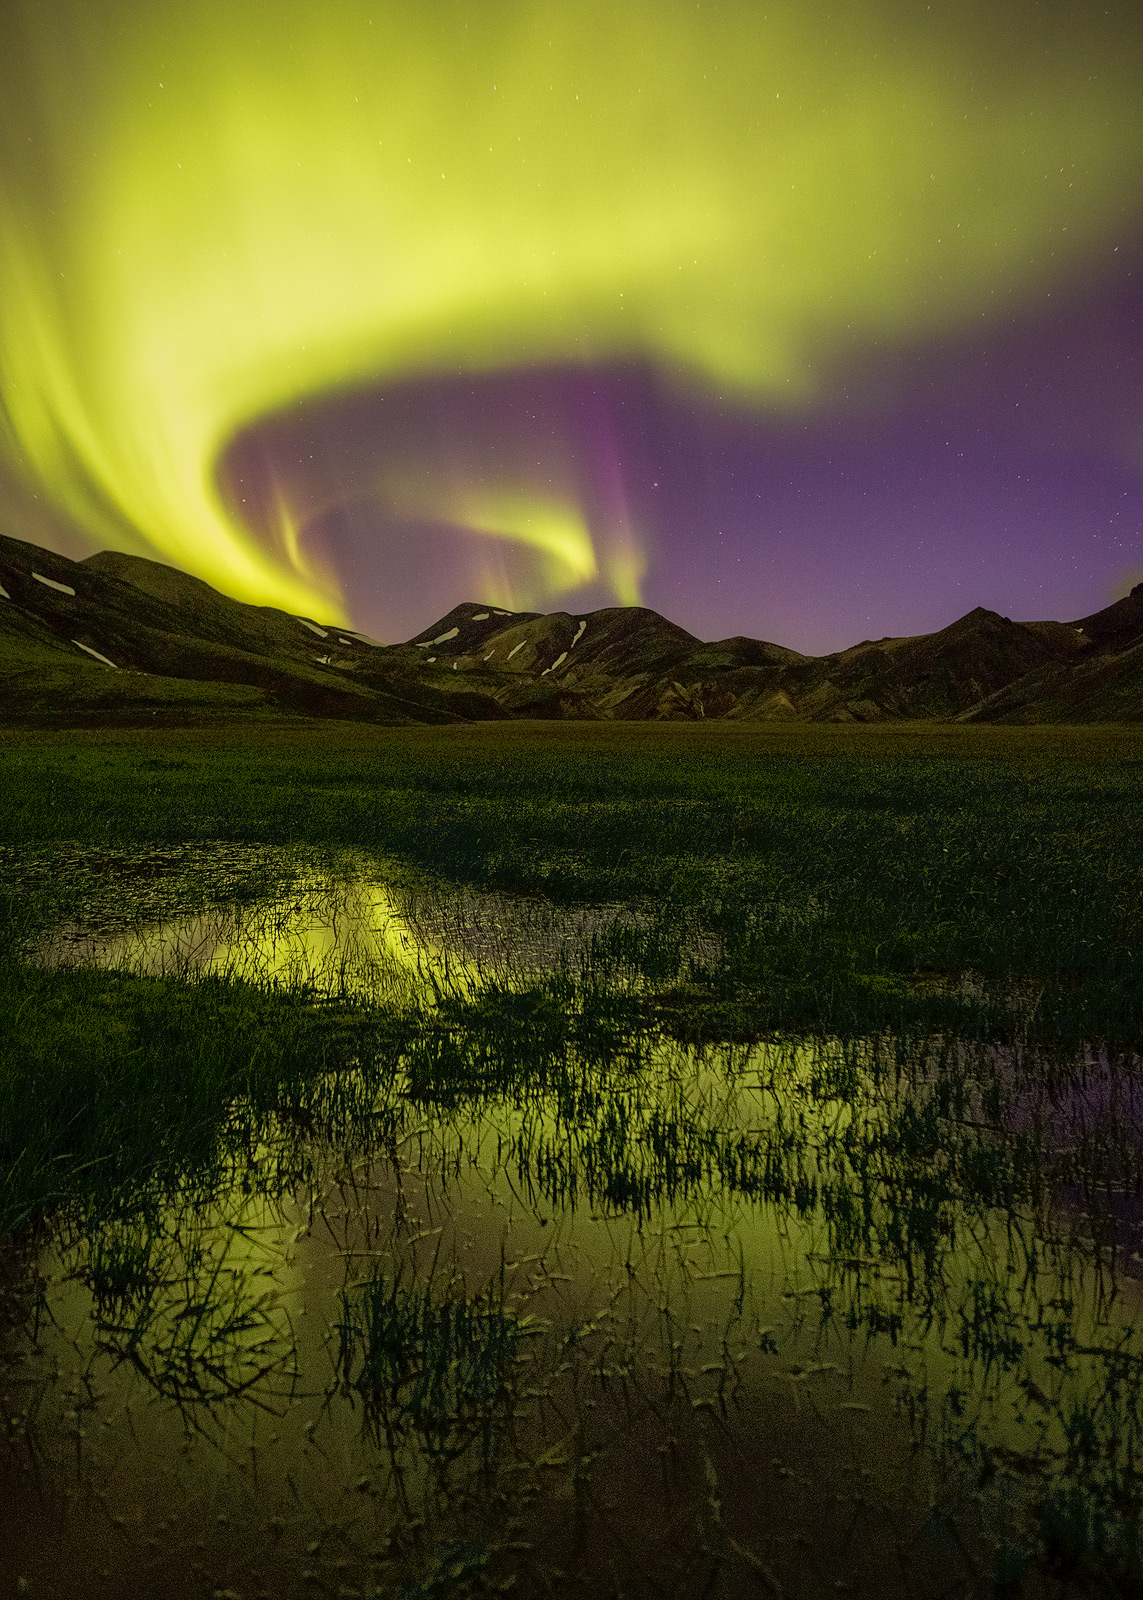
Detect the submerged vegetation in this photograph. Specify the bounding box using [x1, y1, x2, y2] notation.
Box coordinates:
[1, 720, 1141, 1597]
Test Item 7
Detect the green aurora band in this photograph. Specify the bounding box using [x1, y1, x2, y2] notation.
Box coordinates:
[1, 0, 1141, 622]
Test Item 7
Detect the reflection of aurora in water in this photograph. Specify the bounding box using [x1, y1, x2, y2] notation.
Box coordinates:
[6, 975, 1143, 1594]
[4, 838, 1143, 1592]
[31, 848, 638, 1002]
[41, 869, 460, 1004]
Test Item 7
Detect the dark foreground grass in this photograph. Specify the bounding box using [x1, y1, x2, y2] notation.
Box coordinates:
[2, 721, 1143, 1597]
[3, 719, 1141, 1045]
[0, 935, 377, 1236]
[2, 718, 1140, 1226]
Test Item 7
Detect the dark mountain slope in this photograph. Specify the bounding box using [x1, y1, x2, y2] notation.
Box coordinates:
[0, 534, 457, 725]
[82, 548, 345, 660]
[383, 599, 1092, 723]
[1071, 583, 1143, 655]
[3, 528, 1143, 725]
[785, 607, 1082, 722]
[960, 587, 1143, 724]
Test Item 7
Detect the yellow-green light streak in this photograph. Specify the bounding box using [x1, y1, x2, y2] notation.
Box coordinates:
[1, 0, 1140, 617]
[385, 481, 607, 610]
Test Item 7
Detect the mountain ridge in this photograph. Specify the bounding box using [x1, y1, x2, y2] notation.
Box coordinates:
[1, 530, 1142, 726]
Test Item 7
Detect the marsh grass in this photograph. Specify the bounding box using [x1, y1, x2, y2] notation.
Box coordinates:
[77, 1201, 301, 1419]
[1, 723, 1143, 1595]
[335, 1260, 526, 1467]
[3, 721, 1140, 1045]
[0, 940, 391, 1236]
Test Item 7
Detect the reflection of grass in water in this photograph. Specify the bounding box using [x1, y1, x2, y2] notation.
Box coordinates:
[84, 1217, 162, 1310]
[335, 1264, 523, 1458]
[2, 725, 1143, 1592]
[331, 1255, 545, 1597]
[22, 854, 477, 1012]
[74, 1201, 300, 1421]
[381, 1014, 1143, 1591]
[9, 945, 1143, 1587]
[0, 857, 420, 1241]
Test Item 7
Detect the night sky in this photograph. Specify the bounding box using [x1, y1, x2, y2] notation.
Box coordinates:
[2, 0, 1141, 652]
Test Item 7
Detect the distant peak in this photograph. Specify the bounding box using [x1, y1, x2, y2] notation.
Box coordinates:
[402, 601, 536, 646]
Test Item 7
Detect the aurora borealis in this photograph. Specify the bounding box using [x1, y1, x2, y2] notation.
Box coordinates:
[1, 0, 1141, 649]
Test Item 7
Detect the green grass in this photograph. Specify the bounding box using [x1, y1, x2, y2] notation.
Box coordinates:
[2, 720, 1140, 1045]
[0, 952, 380, 1235]
[3, 720, 1143, 1596]
[335, 1263, 525, 1459]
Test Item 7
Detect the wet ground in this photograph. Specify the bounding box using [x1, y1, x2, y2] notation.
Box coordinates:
[9, 842, 643, 1000]
[3, 847, 1142, 1597]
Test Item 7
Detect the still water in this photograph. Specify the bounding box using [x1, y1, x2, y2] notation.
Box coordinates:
[22, 843, 629, 1001]
[2, 847, 1142, 1598]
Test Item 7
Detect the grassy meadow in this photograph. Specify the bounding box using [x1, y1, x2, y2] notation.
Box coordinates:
[1, 719, 1142, 1599]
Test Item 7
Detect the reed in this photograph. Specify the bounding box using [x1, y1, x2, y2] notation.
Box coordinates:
[1, 721, 1141, 1595]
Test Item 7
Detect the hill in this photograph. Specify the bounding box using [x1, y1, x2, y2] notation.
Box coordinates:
[2, 530, 1142, 726]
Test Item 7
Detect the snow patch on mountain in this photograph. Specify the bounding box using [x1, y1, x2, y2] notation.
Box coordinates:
[73, 641, 117, 668]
